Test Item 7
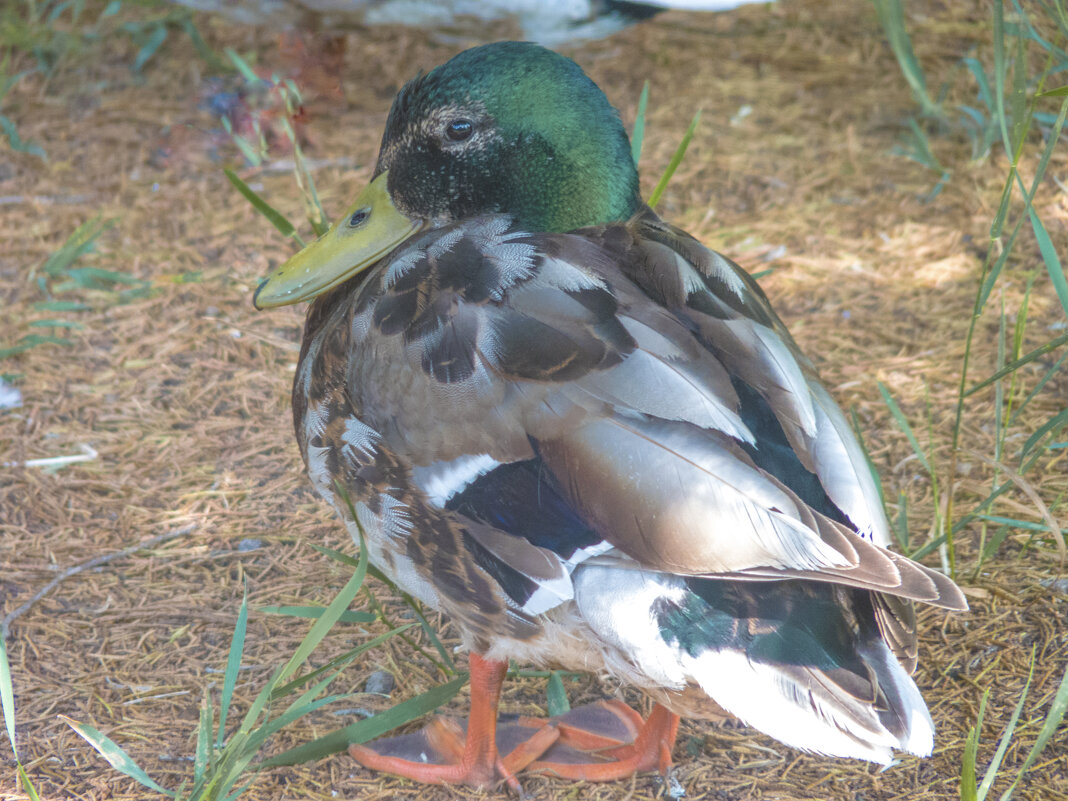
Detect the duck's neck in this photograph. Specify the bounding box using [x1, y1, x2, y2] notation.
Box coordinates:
[490, 125, 642, 233]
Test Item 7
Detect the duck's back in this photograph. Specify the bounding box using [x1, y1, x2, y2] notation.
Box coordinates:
[291, 210, 965, 763]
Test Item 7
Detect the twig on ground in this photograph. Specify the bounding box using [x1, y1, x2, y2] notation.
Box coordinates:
[3, 443, 98, 469]
[1, 523, 199, 639]
[0, 194, 98, 205]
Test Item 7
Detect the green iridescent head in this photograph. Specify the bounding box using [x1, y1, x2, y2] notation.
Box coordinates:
[374, 41, 641, 233]
[254, 42, 641, 308]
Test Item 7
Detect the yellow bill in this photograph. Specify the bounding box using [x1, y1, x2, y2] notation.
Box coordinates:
[253, 171, 425, 309]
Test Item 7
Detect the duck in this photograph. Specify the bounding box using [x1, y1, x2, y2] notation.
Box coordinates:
[252, 41, 967, 793]
[173, 0, 774, 46]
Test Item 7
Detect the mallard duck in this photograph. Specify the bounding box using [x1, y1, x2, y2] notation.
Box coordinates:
[253, 41, 966, 792]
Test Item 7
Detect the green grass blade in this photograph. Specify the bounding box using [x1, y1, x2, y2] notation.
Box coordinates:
[977, 648, 1035, 801]
[877, 382, 933, 475]
[0, 115, 46, 159]
[217, 583, 249, 748]
[948, 476, 1016, 534]
[631, 81, 649, 167]
[40, 216, 116, 277]
[977, 94, 1067, 310]
[960, 688, 987, 801]
[1020, 408, 1068, 467]
[1005, 275, 1033, 426]
[204, 666, 283, 797]
[232, 677, 275, 739]
[394, 590, 456, 674]
[898, 118, 945, 173]
[994, 0, 1011, 155]
[310, 544, 456, 673]
[312, 543, 359, 567]
[258, 605, 375, 624]
[872, 0, 940, 117]
[61, 266, 145, 287]
[270, 624, 414, 700]
[1008, 0, 1058, 55]
[279, 107, 328, 237]
[221, 779, 254, 801]
[999, 659, 1068, 800]
[28, 319, 83, 329]
[277, 561, 368, 683]
[994, 301, 1006, 466]
[1, 634, 34, 801]
[973, 515, 1063, 534]
[1027, 208, 1068, 318]
[177, 15, 224, 71]
[0, 637, 17, 758]
[223, 168, 302, 245]
[964, 331, 1068, 397]
[16, 763, 41, 801]
[280, 664, 360, 716]
[0, 334, 73, 359]
[33, 300, 90, 312]
[1007, 25, 1029, 155]
[270, 657, 359, 707]
[279, 490, 369, 683]
[546, 671, 570, 717]
[132, 23, 168, 74]
[195, 687, 212, 785]
[198, 728, 255, 801]
[978, 523, 1012, 565]
[258, 673, 467, 767]
[252, 644, 371, 750]
[848, 407, 886, 506]
[963, 57, 996, 117]
[224, 47, 263, 85]
[61, 716, 175, 797]
[317, 546, 393, 592]
[223, 117, 265, 168]
[648, 110, 701, 208]
[252, 691, 351, 747]
[893, 491, 910, 553]
[1007, 348, 1067, 426]
[1016, 94, 1068, 209]
[979, 197, 1023, 309]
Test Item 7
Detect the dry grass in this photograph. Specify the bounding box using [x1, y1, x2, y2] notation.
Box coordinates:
[1, 0, 1066, 799]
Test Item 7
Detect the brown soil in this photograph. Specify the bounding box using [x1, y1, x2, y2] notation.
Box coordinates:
[1, 1, 1066, 799]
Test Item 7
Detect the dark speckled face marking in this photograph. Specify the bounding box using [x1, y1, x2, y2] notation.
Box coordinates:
[376, 98, 498, 182]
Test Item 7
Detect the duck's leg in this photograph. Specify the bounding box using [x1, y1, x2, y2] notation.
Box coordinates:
[347, 653, 560, 790]
[526, 702, 681, 782]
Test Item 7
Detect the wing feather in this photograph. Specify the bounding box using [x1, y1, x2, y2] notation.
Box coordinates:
[341, 213, 964, 616]
[806, 381, 890, 544]
[538, 415, 853, 574]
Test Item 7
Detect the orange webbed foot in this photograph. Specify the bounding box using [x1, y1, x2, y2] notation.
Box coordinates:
[346, 654, 681, 793]
[347, 653, 559, 792]
[348, 715, 559, 791]
[526, 701, 680, 783]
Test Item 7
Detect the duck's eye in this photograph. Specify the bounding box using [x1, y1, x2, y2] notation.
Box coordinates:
[349, 207, 371, 227]
[444, 119, 473, 142]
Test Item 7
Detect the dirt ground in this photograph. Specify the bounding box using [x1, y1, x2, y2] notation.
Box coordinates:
[1, 0, 1067, 799]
